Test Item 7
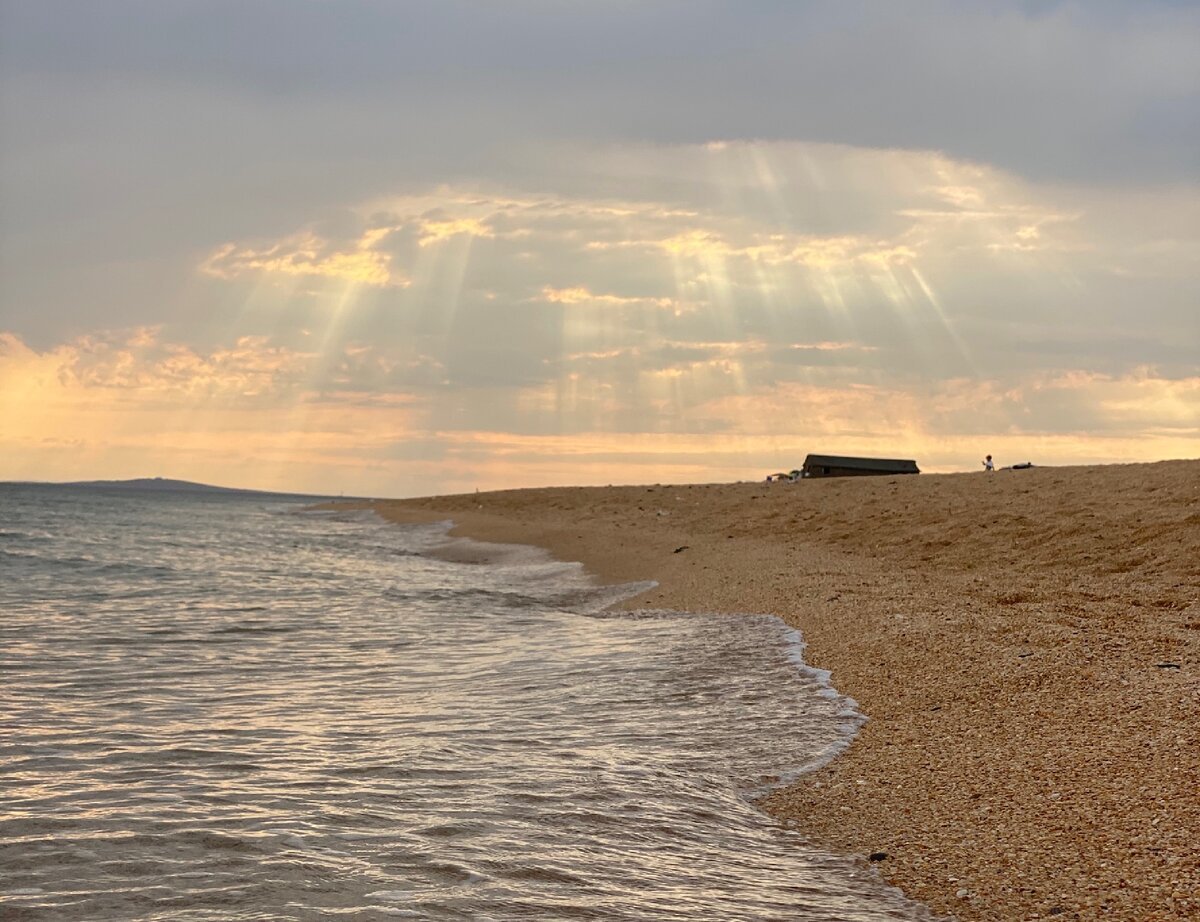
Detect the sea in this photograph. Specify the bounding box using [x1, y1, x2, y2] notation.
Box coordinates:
[1, 484, 937, 921]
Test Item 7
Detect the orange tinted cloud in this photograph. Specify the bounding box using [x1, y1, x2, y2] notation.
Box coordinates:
[202, 229, 405, 287]
[2, 328, 1196, 494]
[541, 286, 674, 309]
[418, 216, 495, 247]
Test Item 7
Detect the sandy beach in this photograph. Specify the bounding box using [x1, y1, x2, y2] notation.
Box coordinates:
[363, 459, 1199, 921]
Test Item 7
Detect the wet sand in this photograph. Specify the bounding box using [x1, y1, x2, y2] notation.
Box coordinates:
[363, 460, 1199, 921]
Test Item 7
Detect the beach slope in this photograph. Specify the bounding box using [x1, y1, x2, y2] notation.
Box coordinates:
[367, 460, 1199, 921]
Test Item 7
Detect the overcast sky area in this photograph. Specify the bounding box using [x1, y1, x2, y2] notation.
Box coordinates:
[1, 0, 1197, 495]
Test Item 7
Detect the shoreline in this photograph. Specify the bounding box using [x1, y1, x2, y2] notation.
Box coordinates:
[361, 459, 1198, 921]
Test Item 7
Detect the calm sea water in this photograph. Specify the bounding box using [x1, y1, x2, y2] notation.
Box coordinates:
[1, 485, 935, 921]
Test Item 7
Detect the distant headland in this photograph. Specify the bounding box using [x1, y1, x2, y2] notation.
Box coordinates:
[4, 477, 337, 500]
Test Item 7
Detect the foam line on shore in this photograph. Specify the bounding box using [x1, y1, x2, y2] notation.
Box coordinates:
[356, 459, 1200, 921]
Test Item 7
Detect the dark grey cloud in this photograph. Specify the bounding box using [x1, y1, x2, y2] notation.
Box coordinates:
[4, 1, 1195, 177]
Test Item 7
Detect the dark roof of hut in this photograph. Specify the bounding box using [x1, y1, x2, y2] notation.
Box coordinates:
[802, 454, 920, 474]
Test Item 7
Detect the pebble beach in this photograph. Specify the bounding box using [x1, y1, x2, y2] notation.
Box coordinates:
[368, 459, 1199, 921]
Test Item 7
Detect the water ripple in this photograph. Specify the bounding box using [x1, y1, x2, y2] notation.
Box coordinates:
[0, 485, 937, 921]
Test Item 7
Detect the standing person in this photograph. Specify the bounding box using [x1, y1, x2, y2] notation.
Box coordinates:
[982, 454, 994, 472]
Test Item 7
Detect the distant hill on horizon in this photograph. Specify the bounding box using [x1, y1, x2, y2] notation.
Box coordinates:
[5, 476, 340, 499]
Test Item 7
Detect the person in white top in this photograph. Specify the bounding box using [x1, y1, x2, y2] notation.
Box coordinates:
[983, 454, 994, 472]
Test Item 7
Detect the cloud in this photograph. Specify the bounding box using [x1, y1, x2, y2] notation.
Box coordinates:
[49, 328, 315, 401]
[5, 2, 1197, 352]
[5, 1, 1197, 185]
[3, 326, 1196, 495]
[194, 141, 1197, 391]
[541, 286, 675, 310]
[418, 215, 494, 247]
[3, 137, 1197, 493]
[0, 329, 424, 492]
[202, 228, 405, 287]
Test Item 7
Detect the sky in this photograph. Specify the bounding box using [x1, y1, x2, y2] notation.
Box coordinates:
[1, 1, 1197, 496]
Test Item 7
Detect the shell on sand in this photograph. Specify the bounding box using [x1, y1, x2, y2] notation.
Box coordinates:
[362, 459, 1199, 922]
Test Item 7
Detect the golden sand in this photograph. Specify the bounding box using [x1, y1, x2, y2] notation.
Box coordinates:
[363, 460, 1199, 921]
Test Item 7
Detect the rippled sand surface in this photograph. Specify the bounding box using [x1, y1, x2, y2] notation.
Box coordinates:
[1, 485, 936, 921]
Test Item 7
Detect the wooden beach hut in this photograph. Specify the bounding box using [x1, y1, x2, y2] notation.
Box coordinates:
[801, 454, 920, 478]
